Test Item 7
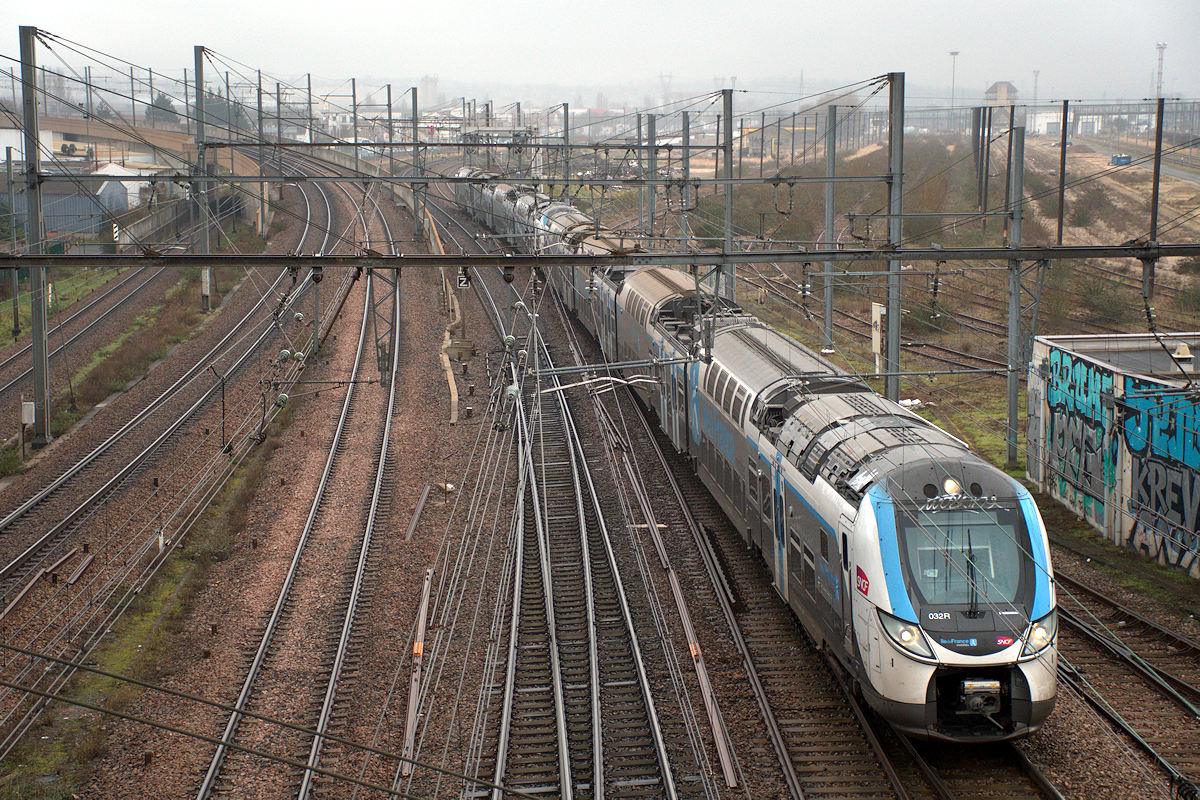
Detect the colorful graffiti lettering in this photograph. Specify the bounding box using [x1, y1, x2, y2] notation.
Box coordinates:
[1122, 377, 1200, 577]
[1044, 349, 1116, 526]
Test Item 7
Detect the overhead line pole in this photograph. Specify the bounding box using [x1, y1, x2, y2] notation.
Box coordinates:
[194, 45, 211, 313]
[722, 88, 734, 302]
[351, 77, 358, 175]
[1056, 100, 1069, 245]
[1005, 126, 1025, 467]
[823, 105, 837, 353]
[386, 84, 394, 176]
[6, 148, 17, 339]
[256, 70, 265, 239]
[20, 26, 50, 447]
[884, 72, 904, 403]
[647, 113, 656, 241]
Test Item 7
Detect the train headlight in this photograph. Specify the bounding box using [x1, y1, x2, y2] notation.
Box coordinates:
[1022, 610, 1057, 657]
[878, 609, 934, 659]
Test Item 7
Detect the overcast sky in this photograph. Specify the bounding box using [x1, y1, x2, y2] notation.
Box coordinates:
[2, 0, 1197, 107]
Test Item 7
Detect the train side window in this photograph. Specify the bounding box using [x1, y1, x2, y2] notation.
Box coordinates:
[714, 372, 729, 403]
[731, 387, 747, 424]
[719, 375, 735, 413]
[842, 532, 849, 571]
[820, 530, 829, 562]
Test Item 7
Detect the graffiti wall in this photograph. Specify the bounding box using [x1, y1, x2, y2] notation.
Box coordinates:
[1043, 348, 1116, 529]
[1121, 377, 1200, 578]
[1029, 338, 1200, 580]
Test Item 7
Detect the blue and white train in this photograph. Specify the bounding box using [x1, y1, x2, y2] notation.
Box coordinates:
[455, 168, 1058, 741]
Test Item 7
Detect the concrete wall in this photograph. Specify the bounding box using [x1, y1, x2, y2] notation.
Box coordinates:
[1028, 338, 1200, 578]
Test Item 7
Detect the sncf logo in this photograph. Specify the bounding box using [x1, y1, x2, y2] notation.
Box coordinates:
[996, 636, 1015, 647]
[855, 567, 869, 596]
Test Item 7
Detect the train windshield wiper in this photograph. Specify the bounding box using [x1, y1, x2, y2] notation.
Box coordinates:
[966, 528, 982, 618]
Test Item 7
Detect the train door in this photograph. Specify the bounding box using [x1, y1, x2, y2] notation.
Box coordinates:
[773, 472, 785, 589]
[755, 452, 773, 554]
[674, 364, 688, 451]
[838, 514, 854, 654]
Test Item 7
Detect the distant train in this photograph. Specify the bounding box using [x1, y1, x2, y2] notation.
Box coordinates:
[455, 167, 1058, 741]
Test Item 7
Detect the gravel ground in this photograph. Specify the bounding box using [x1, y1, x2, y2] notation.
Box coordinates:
[79, 189, 489, 798]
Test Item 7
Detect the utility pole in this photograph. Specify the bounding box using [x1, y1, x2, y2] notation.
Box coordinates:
[411, 85, 419, 176]
[823, 105, 837, 353]
[184, 68, 191, 137]
[1056, 100, 1068, 245]
[195, 46, 211, 311]
[1155, 42, 1167, 98]
[1005, 126, 1025, 467]
[20, 26, 50, 447]
[411, 86, 420, 220]
[275, 82, 283, 161]
[257, 70, 265, 239]
[884, 73, 904, 403]
[6, 147, 19, 338]
[949, 51, 960, 116]
[1032, 70, 1039, 130]
[562, 102, 570, 197]
[1145, 96, 1166, 300]
[647, 113, 656, 240]
[722, 88, 735, 302]
[386, 84, 394, 176]
[224, 71, 233, 141]
[636, 113, 644, 233]
[130, 66, 137, 127]
[681, 111, 691, 249]
[759, 111, 765, 176]
[351, 78, 359, 175]
[147, 68, 154, 129]
[306, 73, 313, 144]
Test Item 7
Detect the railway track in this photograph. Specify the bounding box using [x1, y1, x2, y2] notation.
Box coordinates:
[195, 158, 393, 798]
[197, 275, 385, 798]
[0, 164, 335, 761]
[432, 198, 684, 798]
[1053, 571, 1200, 795]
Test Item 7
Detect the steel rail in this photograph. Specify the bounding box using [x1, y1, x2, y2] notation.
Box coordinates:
[550, 347, 680, 800]
[0, 155, 331, 589]
[626, 395, 806, 800]
[196, 278, 372, 800]
[0, 265, 148, 385]
[0, 267, 303, 589]
[0, 172, 329, 759]
[297, 167, 399, 800]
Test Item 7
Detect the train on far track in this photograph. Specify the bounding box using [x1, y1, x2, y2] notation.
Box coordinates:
[454, 167, 1058, 741]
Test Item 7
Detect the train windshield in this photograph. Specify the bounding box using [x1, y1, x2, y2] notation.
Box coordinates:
[896, 506, 1028, 608]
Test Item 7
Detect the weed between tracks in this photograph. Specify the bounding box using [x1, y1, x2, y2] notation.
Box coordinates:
[0, 266, 244, 478]
[0, 402, 297, 798]
[0, 268, 131, 344]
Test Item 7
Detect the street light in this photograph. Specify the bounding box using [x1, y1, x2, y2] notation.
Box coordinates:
[949, 51, 960, 108]
[949, 51, 960, 133]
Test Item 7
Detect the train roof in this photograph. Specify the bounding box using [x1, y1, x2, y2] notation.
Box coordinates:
[705, 321, 989, 502]
[622, 266, 698, 307]
[711, 322, 845, 396]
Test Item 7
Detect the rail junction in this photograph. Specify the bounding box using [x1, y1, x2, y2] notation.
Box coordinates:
[2, 24, 1200, 800]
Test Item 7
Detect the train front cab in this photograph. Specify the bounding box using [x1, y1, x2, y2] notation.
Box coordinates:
[850, 476, 1057, 741]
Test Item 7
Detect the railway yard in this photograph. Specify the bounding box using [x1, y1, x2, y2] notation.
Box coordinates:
[4, 25, 1200, 800]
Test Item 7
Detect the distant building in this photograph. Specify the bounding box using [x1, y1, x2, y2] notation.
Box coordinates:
[984, 81, 1019, 106]
[419, 75, 439, 107]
